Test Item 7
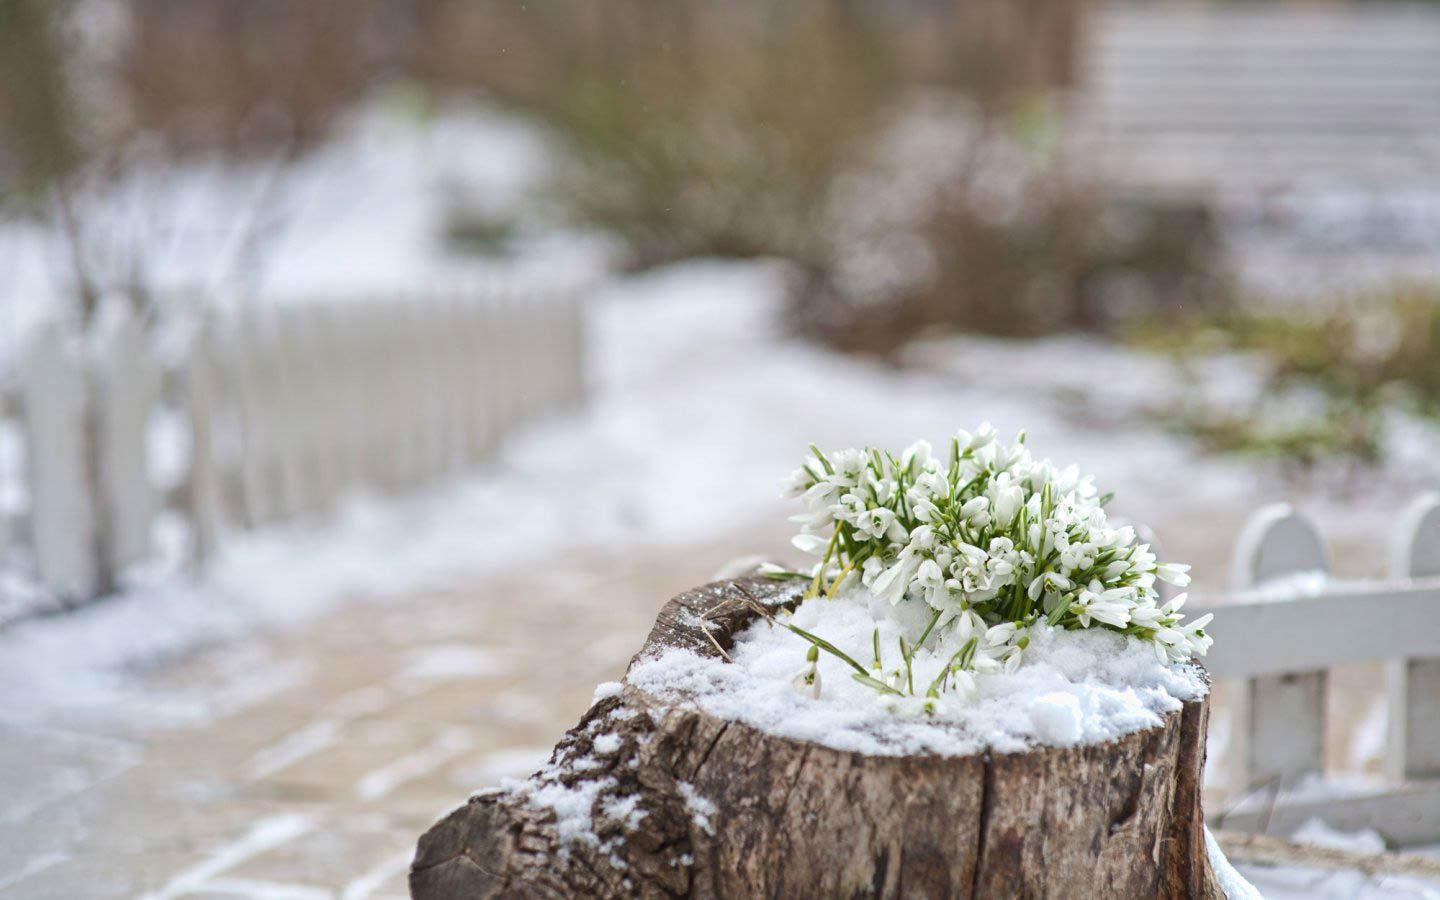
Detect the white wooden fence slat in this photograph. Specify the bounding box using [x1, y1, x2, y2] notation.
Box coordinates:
[94, 301, 158, 570]
[418, 294, 445, 481]
[1194, 581, 1440, 677]
[185, 323, 224, 561]
[21, 323, 97, 600]
[276, 308, 311, 518]
[1231, 503, 1328, 790]
[234, 308, 276, 527]
[464, 293, 494, 464]
[565, 289, 586, 407]
[1388, 493, 1440, 780]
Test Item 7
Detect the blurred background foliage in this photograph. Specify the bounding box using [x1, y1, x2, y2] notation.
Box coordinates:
[3, 0, 1438, 470]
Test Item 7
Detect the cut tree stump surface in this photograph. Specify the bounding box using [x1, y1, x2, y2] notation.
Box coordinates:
[411, 577, 1222, 899]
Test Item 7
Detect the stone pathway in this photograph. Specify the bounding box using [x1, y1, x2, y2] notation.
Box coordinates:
[0, 525, 789, 900]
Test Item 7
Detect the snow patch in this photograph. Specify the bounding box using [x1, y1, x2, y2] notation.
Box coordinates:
[677, 782, 716, 836]
[1292, 818, 1388, 856]
[526, 776, 616, 850]
[627, 589, 1205, 757]
[1205, 826, 1264, 900]
[592, 681, 624, 703]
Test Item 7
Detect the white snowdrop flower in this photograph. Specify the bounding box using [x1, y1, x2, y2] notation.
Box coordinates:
[1101, 559, 1129, 581]
[1073, 592, 1131, 629]
[956, 424, 997, 454]
[832, 449, 868, 480]
[954, 541, 988, 564]
[872, 552, 920, 606]
[990, 484, 1025, 526]
[1161, 592, 1189, 615]
[954, 608, 985, 644]
[782, 467, 817, 497]
[901, 440, 934, 476]
[908, 524, 939, 552]
[914, 470, 948, 498]
[1027, 571, 1071, 602]
[1128, 602, 1164, 628]
[788, 508, 835, 531]
[915, 559, 946, 607]
[855, 507, 899, 541]
[985, 622, 1018, 646]
[790, 667, 822, 699]
[910, 496, 939, 524]
[791, 533, 830, 555]
[1153, 626, 1185, 646]
[860, 556, 885, 588]
[1156, 563, 1192, 587]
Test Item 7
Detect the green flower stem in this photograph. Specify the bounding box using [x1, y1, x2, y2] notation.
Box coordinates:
[915, 608, 943, 649]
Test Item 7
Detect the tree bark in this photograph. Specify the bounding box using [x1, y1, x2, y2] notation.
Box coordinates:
[411, 576, 1223, 899]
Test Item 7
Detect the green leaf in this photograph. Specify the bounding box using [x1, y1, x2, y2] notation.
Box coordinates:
[851, 672, 903, 696]
[809, 444, 834, 475]
[1047, 598, 1072, 626]
[786, 623, 868, 676]
[915, 607, 943, 649]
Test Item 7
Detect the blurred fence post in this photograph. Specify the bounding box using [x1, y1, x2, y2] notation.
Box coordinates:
[20, 322, 97, 601]
[185, 322, 224, 562]
[94, 301, 159, 573]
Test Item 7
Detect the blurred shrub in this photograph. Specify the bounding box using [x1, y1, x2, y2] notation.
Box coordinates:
[425, 0, 902, 268]
[421, 0, 1093, 270]
[790, 96, 1226, 353]
[0, 0, 80, 205]
[122, 0, 407, 152]
[1132, 288, 1440, 466]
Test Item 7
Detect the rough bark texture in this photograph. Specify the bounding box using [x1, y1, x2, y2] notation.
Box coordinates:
[411, 577, 1223, 899]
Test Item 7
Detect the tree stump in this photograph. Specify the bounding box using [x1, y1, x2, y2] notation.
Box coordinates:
[411, 577, 1223, 899]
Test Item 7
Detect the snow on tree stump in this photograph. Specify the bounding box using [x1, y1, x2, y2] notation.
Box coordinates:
[410, 577, 1223, 899]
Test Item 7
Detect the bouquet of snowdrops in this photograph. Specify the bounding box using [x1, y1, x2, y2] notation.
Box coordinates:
[767, 425, 1211, 705]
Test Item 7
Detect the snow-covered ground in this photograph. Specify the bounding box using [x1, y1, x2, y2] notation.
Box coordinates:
[4, 92, 1440, 895]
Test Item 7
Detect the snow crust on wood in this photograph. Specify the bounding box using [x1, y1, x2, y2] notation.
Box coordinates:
[627, 587, 1206, 757]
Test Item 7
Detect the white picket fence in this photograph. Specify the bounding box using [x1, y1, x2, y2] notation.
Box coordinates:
[1193, 495, 1440, 846]
[0, 279, 585, 624]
